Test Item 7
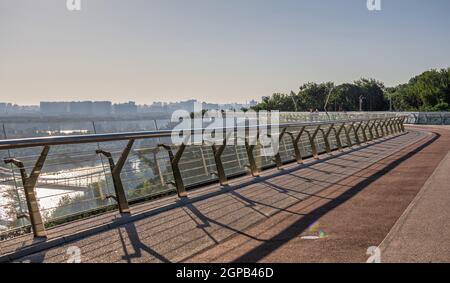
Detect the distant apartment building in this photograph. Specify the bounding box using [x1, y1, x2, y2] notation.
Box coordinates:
[69, 101, 93, 115]
[92, 101, 112, 115]
[114, 101, 137, 114]
[1, 103, 39, 114]
[40, 102, 70, 114]
[36, 99, 258, 116]
[40, 101, 113, 115]
[0, 103, 7, 113]
[146, 99, 259, 114]
[202, 102, 220, 110]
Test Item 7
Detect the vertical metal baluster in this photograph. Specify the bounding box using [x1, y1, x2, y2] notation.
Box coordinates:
[272, 127, 287, 169]
[96, 139, 134, 214]
[322, 124, 334, 154]
[344, 123, 353, 147]
[352, 122, 361, 145]
[211, 132, 232, 186]
[199, 147, 209, 176]
[244, 134, 259, 177]
[335, 123, 345, 151]
[367, 120, 375, 141]
[360, 121, 368, 143]
[400, 116, 406, 132]
[305, 125, 321, 159]
[4, 146, 50, 238]
[286, 126, 305, 164]
[92, 121, 109, 200]
[158, 141, 188, 198]
[379, 119, 386, 137]
[2, 123, 26, 228]
[384, 118, 391, 135]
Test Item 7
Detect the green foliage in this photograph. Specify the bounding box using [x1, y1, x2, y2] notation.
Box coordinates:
[252, 68, 449, 112]
[390, 68, 450, 111]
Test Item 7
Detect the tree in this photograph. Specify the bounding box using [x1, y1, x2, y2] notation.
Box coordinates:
[355, 78, 388, 111]
[388, 68, 450, 111]
[251, 68, 449, 112]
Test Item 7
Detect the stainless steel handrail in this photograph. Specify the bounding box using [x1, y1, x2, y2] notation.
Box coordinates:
[0, 117, 391, 150]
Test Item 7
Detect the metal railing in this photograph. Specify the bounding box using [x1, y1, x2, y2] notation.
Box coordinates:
[0, 116, 407, 239]
[398, 112, 450, 125]
[276, 111, 450, 125]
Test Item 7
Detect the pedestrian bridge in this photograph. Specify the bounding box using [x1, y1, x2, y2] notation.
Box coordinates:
[0, 116, 449, 262]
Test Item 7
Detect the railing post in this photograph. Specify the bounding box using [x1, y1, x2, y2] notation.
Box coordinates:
[384, 118, 391, 135]
[388, 118, 394, 134]
[396, 117, 404, 133]
[149, 149, 165, 186]
[378, 119, 386, 137]
[361, 121, 369, 143]
[397, 117, 403, 133]
[211, 132, 233, 186]
[399, 116, 406, 132]
[389, 118, 396, 134]
[271, 128, 287, 169]
[367, 120, 375, 141]
[352, 122, 361, 145]
[320, 124, 334, 154]
[390, 118, 398, 134]
[4, 146, 50, 238]
[96, 139, 134, 214]
[286, 126, 305, 164]
[305, 125, 321, 159]
[344, 123, 354, 147]
[158, 142, 188, 198]
[335, 123, 345, 151]
[372, 119, 380, 138]
[244, 133, 259, 177]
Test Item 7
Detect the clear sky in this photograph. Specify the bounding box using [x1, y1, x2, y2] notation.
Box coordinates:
[1, 0, 449, 105]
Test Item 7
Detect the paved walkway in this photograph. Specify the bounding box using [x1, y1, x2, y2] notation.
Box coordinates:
[0, 126, 448, 263]
[380, 131, 450, 262]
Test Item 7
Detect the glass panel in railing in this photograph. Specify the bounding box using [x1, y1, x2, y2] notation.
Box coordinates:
[234, 144, 251, 173]
[2, 121, 114, 226]
[95, 139, 175, 202]
[177, 145, 217, 187]
[329, 126, 340, 150]
[154, 119, 173, 130]
[0, 149, 29, 237]
[220, 145, 248, 177]
[345, 125, 358, 145]
[417, 113, 428, 124]
[314, 128, 327, 154]
[444, 113, 450, 125]
[37, 143, 111, 224]
[356, 126, 366, 142]
[426, 113, 445, 125]
[93, 119, 158, 134]
[278, 135, 295, 163]
[338, 126, 350, 147]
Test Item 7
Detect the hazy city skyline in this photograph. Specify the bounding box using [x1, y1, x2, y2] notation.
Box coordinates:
[1, 0, 450, 105]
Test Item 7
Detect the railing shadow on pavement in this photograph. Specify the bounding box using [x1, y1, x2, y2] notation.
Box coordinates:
[231, 132, 440, 262]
